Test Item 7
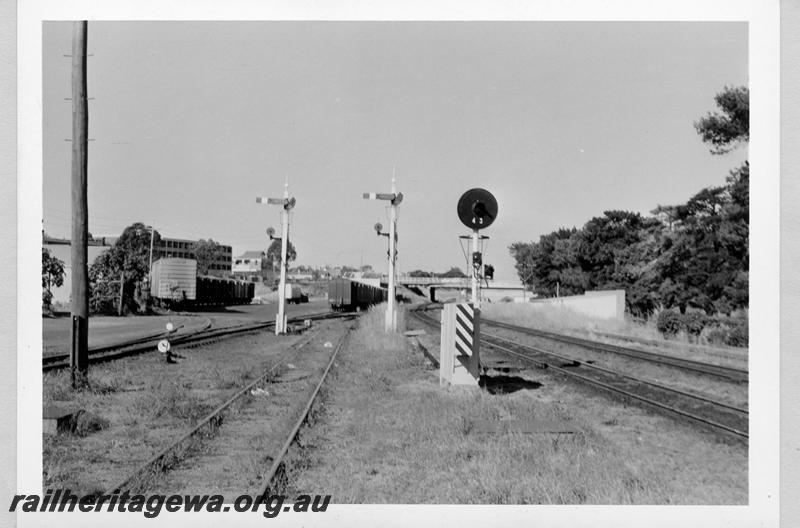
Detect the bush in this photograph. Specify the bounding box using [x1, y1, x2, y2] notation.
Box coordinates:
[726, 320, 748, 347]
[682, 311, 707, 339]
[704, 326, 729, 346]
[89, 279, 120, 315]
[43, 290, 53, 311]
[656, 310, 683, 337]
[701, 316, 748, 347]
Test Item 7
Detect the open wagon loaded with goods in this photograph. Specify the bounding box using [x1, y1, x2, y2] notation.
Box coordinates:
[150, 258, 254, 308]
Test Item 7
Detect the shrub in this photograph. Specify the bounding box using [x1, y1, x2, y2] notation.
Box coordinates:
[726, 319, 748, 347]
[89, 278, 120, 315]
[43, 290, 53, 312]
[701, 316, 749, 347]
[656, 310, 683, 337]
[703, 326, 729, 346]
[682, 311, 707, 338]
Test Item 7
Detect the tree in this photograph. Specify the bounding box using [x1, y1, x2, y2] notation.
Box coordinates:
[194, 238, 224, 275]
[266, 239, 297, 267]
[656, 174, 748, 315]
[651, 204, 681, 231]
[574, 211, 659, 289]
[506, 86, 749, 317]
[694, 86, 749, 155]
[89, 222, 162, 314]
[441, 267, 467, 278]
[42, 248, 65, 310]
[511, 227, 589, 297]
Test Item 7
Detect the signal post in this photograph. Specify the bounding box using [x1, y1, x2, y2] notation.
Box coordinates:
[440, 189, 498, 386]
[364, 174, 403, 332]
[257, 181, 296, 335]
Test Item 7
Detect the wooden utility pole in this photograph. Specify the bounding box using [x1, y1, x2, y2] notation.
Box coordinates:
[70, 21, 89, 388]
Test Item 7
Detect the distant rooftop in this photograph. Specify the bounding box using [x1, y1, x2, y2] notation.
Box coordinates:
[237, 250, 265, 259]
[43, 235, 112, 247]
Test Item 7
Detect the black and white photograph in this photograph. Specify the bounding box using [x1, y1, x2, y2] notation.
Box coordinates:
[14, 1, 782, 526]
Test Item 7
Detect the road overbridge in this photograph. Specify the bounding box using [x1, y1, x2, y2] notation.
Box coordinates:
[376, 275, 527, 302]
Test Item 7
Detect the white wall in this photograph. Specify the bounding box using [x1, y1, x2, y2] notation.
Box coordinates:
[44, 243, 111, 305]
[527, 290, 625, 321]
[232, 258, 262, 274]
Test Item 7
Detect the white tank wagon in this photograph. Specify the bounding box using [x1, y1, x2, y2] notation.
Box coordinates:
[150, 258, 197, 302]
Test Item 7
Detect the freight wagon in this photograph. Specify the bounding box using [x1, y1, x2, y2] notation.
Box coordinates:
[150, 258, 197, 302]
[328, 278, 388, 311]
[150, 258, 254, 308]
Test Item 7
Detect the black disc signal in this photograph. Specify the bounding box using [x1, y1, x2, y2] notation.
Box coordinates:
[457, 188, 498, 230]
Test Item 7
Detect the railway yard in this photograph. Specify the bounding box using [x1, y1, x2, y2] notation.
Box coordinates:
[33, 20, 764, 515]
[42, 294, 748, 504]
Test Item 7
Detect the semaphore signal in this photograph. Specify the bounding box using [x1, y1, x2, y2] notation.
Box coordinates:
[256, 179, 296, 335]
[363, 172, 403, 332]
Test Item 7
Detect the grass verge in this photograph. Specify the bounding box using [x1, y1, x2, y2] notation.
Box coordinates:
[285, 305, 746, 504]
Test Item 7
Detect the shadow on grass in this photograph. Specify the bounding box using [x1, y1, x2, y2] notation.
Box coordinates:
[479, 374, 542, 395]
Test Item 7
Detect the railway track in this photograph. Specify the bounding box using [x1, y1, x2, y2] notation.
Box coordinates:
[43, 311, 354, 372]
[482, 318, 748, 383]
[103, 322, 354, 496]
[258, 325, 352, 497]
[411, 308, 748, 441]
[588, 329, 748, 362]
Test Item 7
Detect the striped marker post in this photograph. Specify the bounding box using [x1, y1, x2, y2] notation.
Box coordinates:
[440, 303, 481, 386]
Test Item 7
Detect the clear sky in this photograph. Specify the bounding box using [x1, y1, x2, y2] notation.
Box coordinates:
[43, 21, 748, 280]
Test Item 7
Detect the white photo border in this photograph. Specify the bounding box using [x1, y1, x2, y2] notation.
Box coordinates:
[17, 1, 779, 526]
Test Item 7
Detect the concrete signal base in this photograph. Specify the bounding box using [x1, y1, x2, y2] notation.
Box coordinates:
[445, 360, 479, 387]
[439, 303, 480, 387]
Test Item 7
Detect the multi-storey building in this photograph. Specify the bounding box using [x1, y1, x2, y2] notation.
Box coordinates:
[101, 235, 232, 276]
[153, 237, 232, 276]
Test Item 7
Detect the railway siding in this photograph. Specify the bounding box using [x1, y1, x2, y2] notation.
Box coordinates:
[482, 324, 749, 411]
[413, 308, 748, 441]
[143, 323, 352, 499]
[42, 323, 321, 495]
[483, 318, 748, 382]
